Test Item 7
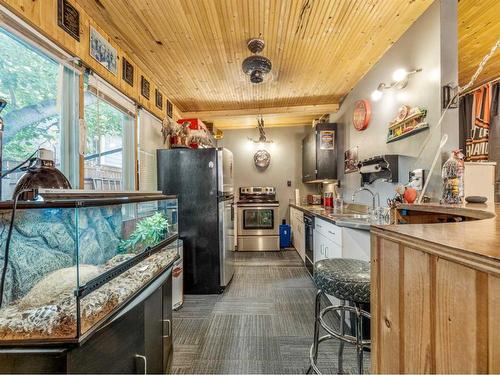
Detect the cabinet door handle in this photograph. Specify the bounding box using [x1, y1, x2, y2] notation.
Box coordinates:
[135, 354, 147, 375]
[317, 224, 322, 228]
[328, 230, 336, 236]
[162, 319, 172, 338]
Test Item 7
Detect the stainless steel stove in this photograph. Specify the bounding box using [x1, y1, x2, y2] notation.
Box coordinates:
[237, 186, 280, 251]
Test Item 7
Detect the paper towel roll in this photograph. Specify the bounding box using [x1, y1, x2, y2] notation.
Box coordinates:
[295, 189, 300, 205]
[359, 164, 382, 174]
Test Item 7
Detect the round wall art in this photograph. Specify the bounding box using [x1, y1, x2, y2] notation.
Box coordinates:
[254, 149, 271, 169]
[352, 99, 371, 131]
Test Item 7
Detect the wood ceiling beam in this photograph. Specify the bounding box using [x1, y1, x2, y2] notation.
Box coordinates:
[180, 103, 340, 120]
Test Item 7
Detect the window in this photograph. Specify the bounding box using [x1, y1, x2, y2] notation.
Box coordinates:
[84, 74, 135, 191]
[0, 26, 79, 200]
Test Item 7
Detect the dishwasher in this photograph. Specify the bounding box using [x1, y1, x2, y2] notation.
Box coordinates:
[304, 214, 314, 277]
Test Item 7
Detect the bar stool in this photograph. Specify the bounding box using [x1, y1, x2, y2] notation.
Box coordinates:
[307, 258, 371, 375]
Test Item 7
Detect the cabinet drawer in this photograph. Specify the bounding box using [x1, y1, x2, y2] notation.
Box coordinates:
[315, 218, 342, 246]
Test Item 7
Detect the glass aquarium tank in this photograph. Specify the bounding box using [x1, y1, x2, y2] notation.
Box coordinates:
[0, 192, 178, 344]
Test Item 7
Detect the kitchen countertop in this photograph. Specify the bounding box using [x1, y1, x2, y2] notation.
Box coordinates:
[373, 202, 500, 263]
[289, 203, 372, 231]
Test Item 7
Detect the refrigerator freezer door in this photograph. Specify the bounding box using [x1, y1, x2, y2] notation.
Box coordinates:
[219, 198, 235, 286]
[218, 148, 234, 194]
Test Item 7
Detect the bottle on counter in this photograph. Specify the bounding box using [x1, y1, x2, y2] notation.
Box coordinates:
[441, 149, 464, 204]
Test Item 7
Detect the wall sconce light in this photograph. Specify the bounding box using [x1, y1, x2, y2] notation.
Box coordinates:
[371, 68, 422, 101]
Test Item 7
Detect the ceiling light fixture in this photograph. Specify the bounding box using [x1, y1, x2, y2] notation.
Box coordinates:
[248, 117, 273, 144]
[371, 68, 422, 101]
[242, 37, 272, 84]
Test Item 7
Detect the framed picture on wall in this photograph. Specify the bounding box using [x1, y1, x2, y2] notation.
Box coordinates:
[141, 76, 150, 99]
[89, 26, 117, 75]
[319, 130, 335, 150]
[344, 146, 359, 174]
[155, 89, 163, 110]
[57, 0, 80, 41]
[166, 100, 173, 118]
[122, 57, 134, 86]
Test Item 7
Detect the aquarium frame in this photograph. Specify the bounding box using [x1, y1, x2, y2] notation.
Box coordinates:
[0, 194, 179, 347]
[75, 233, 178, 299]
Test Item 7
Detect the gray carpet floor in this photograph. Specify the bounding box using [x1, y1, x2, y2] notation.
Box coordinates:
[171, 250, 369, 374]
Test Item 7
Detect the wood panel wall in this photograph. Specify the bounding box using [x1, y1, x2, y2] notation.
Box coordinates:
[0, 0, 180, 121]
[371, 229, 500, 373]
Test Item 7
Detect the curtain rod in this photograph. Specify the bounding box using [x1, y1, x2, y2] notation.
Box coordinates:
[460, 75, 500, 96]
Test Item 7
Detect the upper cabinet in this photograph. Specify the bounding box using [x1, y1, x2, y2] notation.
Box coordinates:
[302, 123, 339, 183]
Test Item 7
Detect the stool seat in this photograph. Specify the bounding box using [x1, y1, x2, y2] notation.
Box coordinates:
[314, 258, 370, 304]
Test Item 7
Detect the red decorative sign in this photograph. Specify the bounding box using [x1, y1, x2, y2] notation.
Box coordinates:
[352, 99, 371, 131]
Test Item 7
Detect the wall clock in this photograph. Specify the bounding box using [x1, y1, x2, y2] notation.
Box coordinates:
[254, 149, 271, 169]
[353, 99, 371, 131]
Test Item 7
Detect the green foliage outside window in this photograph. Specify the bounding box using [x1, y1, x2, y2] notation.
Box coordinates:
[0, 29, 60, 162]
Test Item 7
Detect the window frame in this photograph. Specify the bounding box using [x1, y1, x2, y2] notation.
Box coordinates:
[0, 16, 81, 193]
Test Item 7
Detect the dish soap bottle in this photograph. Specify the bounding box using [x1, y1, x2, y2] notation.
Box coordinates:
[441, 149, 464, 204]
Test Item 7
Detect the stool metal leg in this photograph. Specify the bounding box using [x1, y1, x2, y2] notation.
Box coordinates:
[307, 290, 322, 374]
[337, 299, 345, 374]
[355, 303, 364, 374]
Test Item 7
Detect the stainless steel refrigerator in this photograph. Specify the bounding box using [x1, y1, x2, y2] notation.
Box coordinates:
[157, 148, 235, 294]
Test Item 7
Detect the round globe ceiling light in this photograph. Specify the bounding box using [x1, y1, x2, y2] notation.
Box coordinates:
[242, 55, 272, 84]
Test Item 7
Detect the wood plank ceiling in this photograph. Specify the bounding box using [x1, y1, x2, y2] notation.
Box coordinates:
[458, 0, 500, 89]
[76, 0, 434, 128]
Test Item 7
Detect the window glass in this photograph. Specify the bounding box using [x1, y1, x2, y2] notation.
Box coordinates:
[0, 27, 65, 199]
[243, 209, 274, 229]
[84, 88, 135, 191]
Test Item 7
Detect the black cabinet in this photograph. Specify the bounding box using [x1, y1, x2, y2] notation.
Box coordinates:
[69, 300, 146, 374]
[302, 131, 316, 182]
[0, 268, 174, 374]
[302, 123, 339, 183]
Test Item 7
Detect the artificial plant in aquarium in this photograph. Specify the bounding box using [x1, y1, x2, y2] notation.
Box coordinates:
[118, 212, 170, 254]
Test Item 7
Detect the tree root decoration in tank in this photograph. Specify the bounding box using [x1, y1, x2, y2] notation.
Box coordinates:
[118, 212, 170, 254]
[0, 248, 177, 341]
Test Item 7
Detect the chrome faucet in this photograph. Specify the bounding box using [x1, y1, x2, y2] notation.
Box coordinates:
[351, 187, 380, 210]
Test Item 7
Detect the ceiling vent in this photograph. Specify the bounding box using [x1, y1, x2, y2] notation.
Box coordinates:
[242, 38, 272, 84]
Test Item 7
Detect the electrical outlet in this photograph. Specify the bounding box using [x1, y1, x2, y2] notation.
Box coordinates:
[287, 180, 292, 187]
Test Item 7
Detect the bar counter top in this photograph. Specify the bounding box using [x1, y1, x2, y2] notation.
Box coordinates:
[373, 202, 500, 264]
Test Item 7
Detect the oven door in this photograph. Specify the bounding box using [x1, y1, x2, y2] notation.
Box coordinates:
[237, 204, 279, 236]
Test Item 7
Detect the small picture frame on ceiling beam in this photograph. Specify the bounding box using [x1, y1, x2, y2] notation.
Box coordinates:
[57, 0, 80, 42]
[166, 100, 173, 119]
[122, 58, 134, 86]
[155, 89, 163, 110]
[141, 76, 150, 99]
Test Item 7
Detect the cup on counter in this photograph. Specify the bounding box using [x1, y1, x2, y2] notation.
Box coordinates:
[333, 197, 343, 213]
[323, 192, 333, 208]
[373, 207, 391, 224]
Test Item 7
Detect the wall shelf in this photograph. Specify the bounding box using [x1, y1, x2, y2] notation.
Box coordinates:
[386, 106, 428, 144]
[386, 122, 429, 143]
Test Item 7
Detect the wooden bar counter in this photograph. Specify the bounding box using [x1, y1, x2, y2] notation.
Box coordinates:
[370, 203, 500, 374]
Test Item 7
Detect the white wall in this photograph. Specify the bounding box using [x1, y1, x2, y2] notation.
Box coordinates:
[331, 1, 458, 207]
[219, 125, 317, 223]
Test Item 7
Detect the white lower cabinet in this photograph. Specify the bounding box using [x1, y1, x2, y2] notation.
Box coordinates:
[313, 229, 341, 305]
[290, 207, 305, 261]
[342, 227, 370, 261]
[313, 230, 340, 262]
